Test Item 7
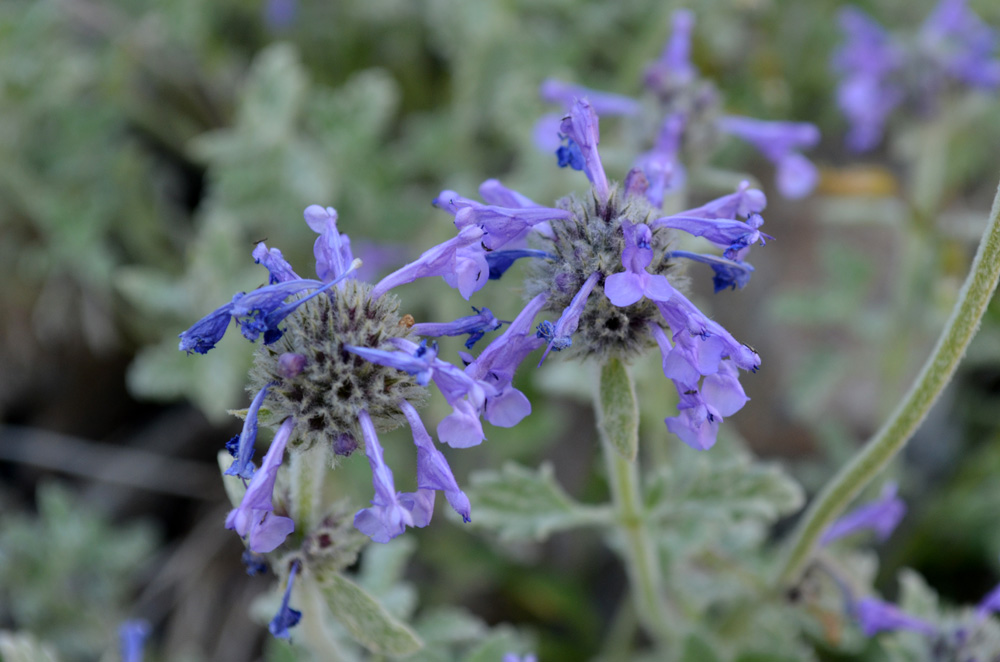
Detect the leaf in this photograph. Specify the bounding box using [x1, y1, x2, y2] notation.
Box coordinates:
[680, 632, 722, 662]
[466, 462, 612, 542]
[462, 625, 526, 662]
[647, 445, 804, 526]
[314, 570, 422, 657]
[595, 357, 639, 461]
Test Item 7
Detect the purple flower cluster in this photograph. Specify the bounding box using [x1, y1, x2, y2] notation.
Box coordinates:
[820, 485, 1000, 651]
[834, 0, 1000, 152]
[367, 99, 764, 452]
[536, 10, 820, 200]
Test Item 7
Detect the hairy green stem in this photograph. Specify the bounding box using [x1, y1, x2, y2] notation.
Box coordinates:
[774, 178, 1000, 589]
[596, 358, 673, 643]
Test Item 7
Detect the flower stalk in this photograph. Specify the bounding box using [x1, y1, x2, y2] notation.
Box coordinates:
[596, 357, 673, 643]
[774, 176, 1000, 589]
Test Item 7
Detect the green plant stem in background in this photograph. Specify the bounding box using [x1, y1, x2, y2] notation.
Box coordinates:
[774, 176, 1000, 589]
[596, 358, 673, 644]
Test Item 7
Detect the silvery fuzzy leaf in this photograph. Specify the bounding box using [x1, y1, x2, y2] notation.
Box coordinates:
[313, 568, 423, 657]
[466, 462, 613, 542]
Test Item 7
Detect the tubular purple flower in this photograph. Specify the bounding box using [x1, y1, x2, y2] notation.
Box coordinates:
[372, 225, 489, 300]
[225, 417, 296, 553]
[717, 116, 820, 199]
[820, 482, 906, 545]
[119, 620, 151, 662]
[253, 242, 300, 284]
[304, 205, 355, 284]
[539, 78, 642, 116]
[485, 249, 556, 281]
[977, 582, 1000, 618]
[399, 399, 472, 522]
[224, 383, 274, 481]
[454, 204, 572, 251]
[268, 562, 303, 639]
[412, 307, 503, 349]
[604, 222, 675, 307]
[634, 114, 687, 208]
[666, 250, 755, 292]
[478, 179, 542, 208]
[854, 597, 937, 636]
[833, 8, 905, 152]
[353, 409, 417, 542]
[921, 0, 1000, 89]
[233, 271, 358, 344]
[345, 340, 438, 386]
[178, 299, 237, 355]
[644, 9, 697, 93]
[558, 99, 611, 205]
[537, 272, 601, 366]
[675, 181, 767, 220]
[652, 212, 772, 258]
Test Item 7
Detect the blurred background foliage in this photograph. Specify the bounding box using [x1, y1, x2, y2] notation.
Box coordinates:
[2, 0, 1000, 659]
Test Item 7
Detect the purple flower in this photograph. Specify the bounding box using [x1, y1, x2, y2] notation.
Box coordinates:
[464, 293, 547, 428]
[537, 271, 601, 365]
[644, 9, 697, 94]
[304, 205, 355, 284]
[454, 204, 572, 251]
[557, 99, 611, 205]
[652, 212, 772, 259]
[372, 225, 489, 300]
[178, 302, 237, 355]
[119, 620, 151, 662]
[399, 399, 471, 522]
[180, 270, 357, 354]
[412, 307, 503, 349]
[717, 116, 820, 199]
[263, 0, 297, 31]
[277, 352, 306, 378]
[242, 550, 269, 576]
[854, 597, 936, 636]
[666, 250, 755, 292]
[977, 581, 1000, 618]
[268, 562, 303, 639]
[540, 78, 642, 116]
[225, 417, 296, 553]
[345, 340, 439, 386]
[833, 8, 905, 152]
[634, 114, 687, 208]
[604, 221, 674, 307]
[920, 0, 1000, 89]
[648, 288, 759, 451]
[224, 383, 274, 481]
[354, 409, 431, 542]
[253, 242, 300, 284]
[820, 483, 906, 545]
[675, 181, 767, 221]
[478, 179, 542, 209]
[485, 249, 556, 280]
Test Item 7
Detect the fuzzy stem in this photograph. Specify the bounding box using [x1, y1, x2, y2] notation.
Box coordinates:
[595, 359, 673, 643]
[774, 177, 1000, 589]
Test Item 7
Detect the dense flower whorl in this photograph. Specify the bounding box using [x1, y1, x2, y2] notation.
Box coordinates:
[247, 278, 425, 452]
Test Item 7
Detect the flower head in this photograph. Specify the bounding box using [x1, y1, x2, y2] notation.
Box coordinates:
[820, 483, 906, 545]
[119, 620, 151, 662]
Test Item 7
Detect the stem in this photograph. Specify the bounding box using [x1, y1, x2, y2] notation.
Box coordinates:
[774, 178, 1000, 589]
[595, 359, 673, 643]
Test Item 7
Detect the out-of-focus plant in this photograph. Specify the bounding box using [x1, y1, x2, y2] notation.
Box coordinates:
[0, 483, 157, 662]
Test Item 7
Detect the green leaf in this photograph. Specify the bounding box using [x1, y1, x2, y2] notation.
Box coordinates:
[314, 570, 422, 657]
[466, 462, 612, 542]
[595, 357, 639, 461]
[647, 445, 804, 526]
[680, 632, 722, 662]
[462, 625, 526, 662]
